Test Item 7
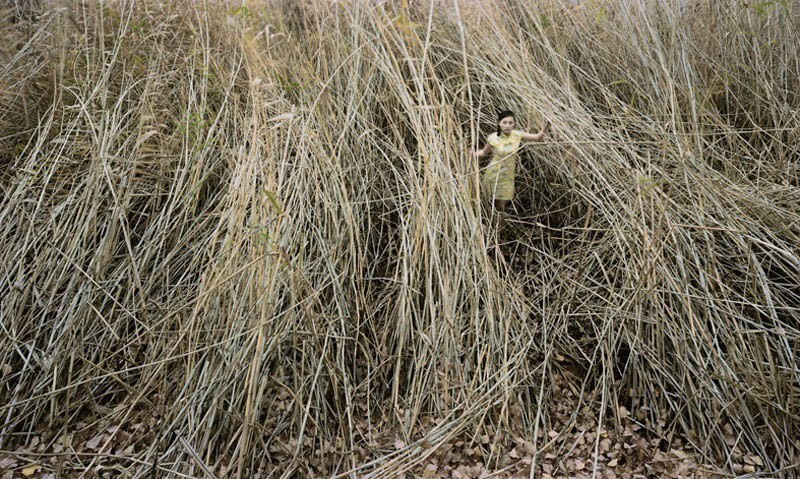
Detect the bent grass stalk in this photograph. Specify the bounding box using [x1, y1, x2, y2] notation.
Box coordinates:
[0, 1, 798, 477]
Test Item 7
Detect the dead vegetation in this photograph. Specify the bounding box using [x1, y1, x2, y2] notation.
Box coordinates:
[1, 1, 798, 478]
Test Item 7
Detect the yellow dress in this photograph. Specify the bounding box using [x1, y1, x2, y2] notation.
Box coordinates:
[482, 130, 522, 201]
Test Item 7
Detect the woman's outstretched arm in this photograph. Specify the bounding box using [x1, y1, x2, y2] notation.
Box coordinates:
[520, 119, 551, 142]
[474, 142, 491, 159]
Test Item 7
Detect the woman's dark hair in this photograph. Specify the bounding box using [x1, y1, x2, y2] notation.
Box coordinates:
[496, 110, 514, 135]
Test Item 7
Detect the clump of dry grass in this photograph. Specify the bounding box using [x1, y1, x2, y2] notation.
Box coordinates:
[1, 1, 798, 477]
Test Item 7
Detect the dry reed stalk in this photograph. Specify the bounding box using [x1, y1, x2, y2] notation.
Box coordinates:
[0, 1, 798, 477]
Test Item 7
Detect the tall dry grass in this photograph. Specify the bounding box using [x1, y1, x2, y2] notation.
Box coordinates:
[1, 0, 798, 477]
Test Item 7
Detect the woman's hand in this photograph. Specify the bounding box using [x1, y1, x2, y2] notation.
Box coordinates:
[474, 144, 490, 159]
[520, 119, 551, 142]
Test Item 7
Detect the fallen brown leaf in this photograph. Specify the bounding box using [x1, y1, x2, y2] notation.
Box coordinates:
[422, 463, 438, 479]
[85, 433, 105, 450]
[21, 464, 40, 476]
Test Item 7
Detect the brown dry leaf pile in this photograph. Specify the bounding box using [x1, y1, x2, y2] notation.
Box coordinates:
[0, 374, 756, 478]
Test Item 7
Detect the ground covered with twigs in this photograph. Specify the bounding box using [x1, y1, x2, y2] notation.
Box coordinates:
[0, 370, 735, 478]
[1, 1, 799, 478]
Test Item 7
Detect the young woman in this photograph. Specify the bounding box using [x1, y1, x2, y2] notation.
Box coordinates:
[475, 110, 550, 213]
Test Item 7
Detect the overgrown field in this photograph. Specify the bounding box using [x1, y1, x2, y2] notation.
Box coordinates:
[1, 1, 798, 477]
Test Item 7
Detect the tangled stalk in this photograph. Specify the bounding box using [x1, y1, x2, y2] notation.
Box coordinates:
[1, 1, 798, 477]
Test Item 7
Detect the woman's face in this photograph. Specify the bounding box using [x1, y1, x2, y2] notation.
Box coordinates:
[498, 116, 515, 135]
